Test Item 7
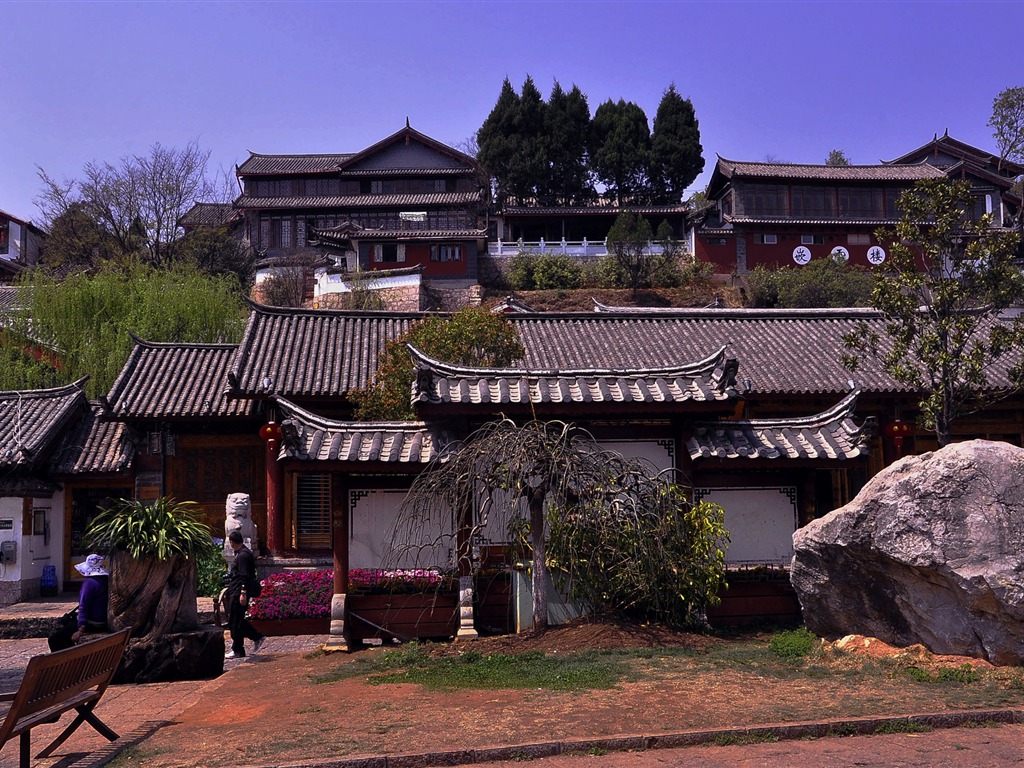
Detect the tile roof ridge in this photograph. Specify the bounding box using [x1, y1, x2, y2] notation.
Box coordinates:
[274, 395, 428, 431]
[408, 342, 730, 378]
[589, 301, 883, 319]
[0, 378, 88, 400]
[243, 297, 426, 319]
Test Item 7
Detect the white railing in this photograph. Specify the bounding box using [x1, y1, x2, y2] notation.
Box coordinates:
[488, 238, 684, 259]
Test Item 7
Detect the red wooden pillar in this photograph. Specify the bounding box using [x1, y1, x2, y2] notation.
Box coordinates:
[260, 422, 285, 555]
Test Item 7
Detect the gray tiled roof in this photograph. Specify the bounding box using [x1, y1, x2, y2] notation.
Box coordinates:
[310, 227, 486, 244]
[227, 304, 1020, 402]
[178, 202, 238, 228]
[687, 391, 874, 461]
[716, 158, 945, 182]
[234, 192, 482, 210]
[502, 204, 689, 216]
[276, 397, 445, 463]
[724, 216, 901, 226]
[547, 306, 906, 394]
[105, 339, 254, 419]
[237, 153, 355, 175]
[410, 344, 738, 408]
[230, 303, 420, 397]
[51, 403, 134, 475]
[0, 380, 87, 471]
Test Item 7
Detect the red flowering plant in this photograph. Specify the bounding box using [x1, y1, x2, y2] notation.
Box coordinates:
[248, 568, 455, 620]
[348, 568, 453, 594]
[248, 569, 333, 620]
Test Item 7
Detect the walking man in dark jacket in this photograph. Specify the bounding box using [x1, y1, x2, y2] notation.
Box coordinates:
[226, 529, 266, 659]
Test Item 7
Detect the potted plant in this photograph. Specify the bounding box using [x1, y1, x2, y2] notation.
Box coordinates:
[85, 496, 222, 681]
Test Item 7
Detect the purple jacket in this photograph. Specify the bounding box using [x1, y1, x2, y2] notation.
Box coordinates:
[78, 576, 108, 628]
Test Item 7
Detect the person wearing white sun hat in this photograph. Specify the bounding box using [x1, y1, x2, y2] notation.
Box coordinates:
[48, 553, 110, 651]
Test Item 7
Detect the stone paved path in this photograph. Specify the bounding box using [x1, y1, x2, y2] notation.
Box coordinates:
[0, 633, 323, 768]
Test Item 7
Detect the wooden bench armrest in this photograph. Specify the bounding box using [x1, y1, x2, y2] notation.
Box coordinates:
[0, 692, 15, 703]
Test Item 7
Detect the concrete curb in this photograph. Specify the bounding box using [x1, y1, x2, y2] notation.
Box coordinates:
[189, 707, 1024, 768]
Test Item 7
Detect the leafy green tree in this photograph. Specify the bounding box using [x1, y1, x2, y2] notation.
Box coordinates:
[649, 85, 705, 203]
[173, 226, 255, 286]
[13, 262, 247, 397]
[590, 99, 652, 204]
[544, 82, 593, 205]
[988, 85, 1024, 168]
[399, 419, 729, 631]
[351, 307, 524, 420]
[842, 179, 1024, 446]
[38, 202, 119, 273]
[606, 211, 655, 296]
[825, 149, 852, 166]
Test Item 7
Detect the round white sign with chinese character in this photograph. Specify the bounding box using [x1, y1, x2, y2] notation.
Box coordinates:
[792, 246, 811, 265]
[831, 246, 850, 262]
[867, 245, 887, 265]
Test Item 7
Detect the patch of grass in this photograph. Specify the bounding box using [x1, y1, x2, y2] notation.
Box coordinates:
[902, 664, 979, 684]
[960, 718, 1005, 729]
[586, 747, 608, 756]
[107, 747, 143, 767]
[366, 648, 628, 692]
[874, 720, 932, 734]
[769, 627, 817, 660]
[711, 731, 779, 746]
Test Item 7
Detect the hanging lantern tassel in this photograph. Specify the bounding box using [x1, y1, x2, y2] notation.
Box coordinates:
[260, 422, 282, 442]
[885, 419, 912, 455]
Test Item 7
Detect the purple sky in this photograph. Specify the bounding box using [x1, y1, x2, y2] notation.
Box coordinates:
[3, 1, 1021, 225]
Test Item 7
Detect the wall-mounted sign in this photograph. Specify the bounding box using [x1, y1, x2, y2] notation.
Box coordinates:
[0, 518, 13, 530]
[792, 246, 811, 265]
[867, 245, 887, 265]
[831, 246, 850, 262]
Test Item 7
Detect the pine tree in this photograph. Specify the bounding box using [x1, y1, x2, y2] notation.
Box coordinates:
[508, 75, 548, 204]
[590, 99, 652, 205]
[649, 85, 705, 203]
[545, 82, 593, 205]
[476, 77, 521, 206]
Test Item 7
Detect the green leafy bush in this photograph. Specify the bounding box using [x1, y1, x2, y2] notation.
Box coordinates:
[769, 627, 818, 659]
[507, 251, 583, 290]
[532, 254, 583, 289]
[745, 260, 873, 308]
[195, 542, 228, 597]
[85, 497, 218, 561]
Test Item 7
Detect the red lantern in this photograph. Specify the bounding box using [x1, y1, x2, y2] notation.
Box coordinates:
[259, 422, 281, 441]
[884, 419, 912, 455]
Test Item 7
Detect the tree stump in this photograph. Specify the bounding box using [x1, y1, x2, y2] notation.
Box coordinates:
[108, 551, 199, 640]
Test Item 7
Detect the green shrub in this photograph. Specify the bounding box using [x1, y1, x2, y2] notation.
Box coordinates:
[744, 260, 873, 308]
[745, 266, 780, 307]
[532, 254, 583, 290]
[507, 251, 540, 290]
[195, 543, 227, 597]
[769, 627, 818, 660]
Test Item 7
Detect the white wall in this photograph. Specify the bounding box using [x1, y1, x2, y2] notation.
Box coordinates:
[695, 486, 798, 565]
[0, 491, 64, 604]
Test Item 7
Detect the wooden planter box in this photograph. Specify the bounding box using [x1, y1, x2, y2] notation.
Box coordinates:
[249, 617, 331, 636]
[347, 592, 457, 643]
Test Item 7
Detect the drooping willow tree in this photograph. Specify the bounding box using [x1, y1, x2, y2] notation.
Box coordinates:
[395, 418, 729, 631]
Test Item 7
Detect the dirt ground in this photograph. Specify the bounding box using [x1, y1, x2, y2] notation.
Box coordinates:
[127, 617, 1024, 768]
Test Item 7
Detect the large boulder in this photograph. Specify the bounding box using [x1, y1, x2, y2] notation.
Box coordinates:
[791, 439, 1024, 665]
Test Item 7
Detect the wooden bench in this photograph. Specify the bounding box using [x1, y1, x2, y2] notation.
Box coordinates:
[0, 628, 131, 768]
